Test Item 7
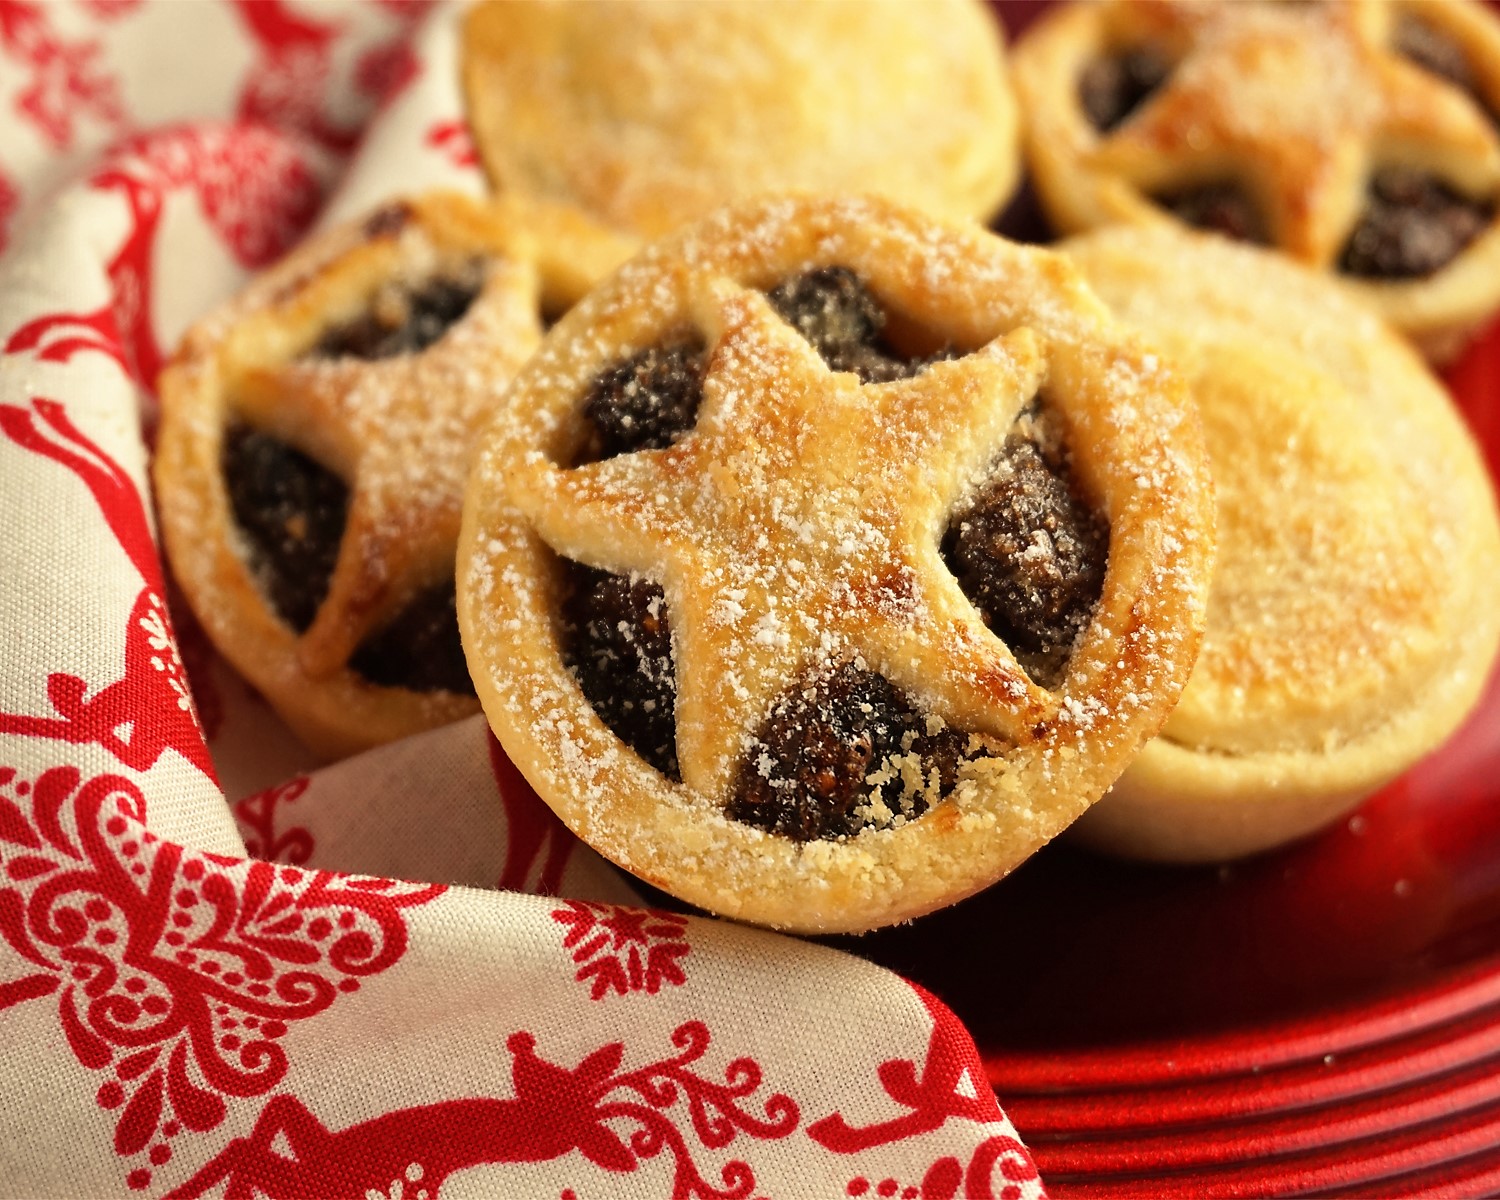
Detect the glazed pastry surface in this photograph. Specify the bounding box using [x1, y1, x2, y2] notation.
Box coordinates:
[462, 0, 1020, 237]
[1012, 0, 1500, 359]
[155, 193, 633, 758]
[1065, 224, 1500, 861]
[458, 195, 1215, 932]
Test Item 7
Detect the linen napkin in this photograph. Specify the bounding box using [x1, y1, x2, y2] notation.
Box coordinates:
[0, 2, 1046, 1196]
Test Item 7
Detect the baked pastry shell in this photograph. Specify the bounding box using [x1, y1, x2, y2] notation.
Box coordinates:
[458, 194, 1216, 933]
[1011, 0, 1500, 363]
[461, 0, 1021, 237]
[155, 192, 632, 760]
[1063, 225, 1500, 863]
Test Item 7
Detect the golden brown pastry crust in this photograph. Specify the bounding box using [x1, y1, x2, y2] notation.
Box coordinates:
[1012, 0, 1500, 360]
[1064, 224, 1500, 862]
[155, 192, 633, 759]
[457, 195, 1215, 933]
[461, 0, 1020, 238]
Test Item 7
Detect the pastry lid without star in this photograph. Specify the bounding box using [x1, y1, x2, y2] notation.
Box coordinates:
[460, 0, 1020, 238]
[1063, 224, 1500, 863]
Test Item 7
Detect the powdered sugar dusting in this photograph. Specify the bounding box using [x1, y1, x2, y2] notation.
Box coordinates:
[458, 196, 1216, 932]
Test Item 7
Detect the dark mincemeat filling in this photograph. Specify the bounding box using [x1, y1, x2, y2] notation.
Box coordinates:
[562, 563, 679, 780]
[223, 425, 347, 634]
[309, 265, 484, 361]
[766, 266, 951, 384]
[725, 662, 974, 843]
[349, 581, 475, 696]
[1338, 167, 1494, 279]
[562, 285, 1104, 834]
[564, 332, 705, 773]
[1078, 47, 1173, 133]
[223, 427, 472, 695]
[942, 420, 1108, 691]
[1154, 182, 1269, 245]
[578, 338, 707, 463]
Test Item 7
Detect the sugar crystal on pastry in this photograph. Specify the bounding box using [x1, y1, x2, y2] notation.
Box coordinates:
[1063, 223, 1500, 862]
[461, 0, 1022, 237]
[457, 195, 1216, 932]
[156, 192, 633, 758]
[1012, 0, 1500, 359]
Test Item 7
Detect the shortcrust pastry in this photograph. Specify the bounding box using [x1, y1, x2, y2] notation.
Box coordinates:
[461, 0, 1020, 238]
[457, 195, 1215, 933]
[155, 192, 632, 758]
[1064, 225, 1500, 862]
[1011, 0, 1500, 360]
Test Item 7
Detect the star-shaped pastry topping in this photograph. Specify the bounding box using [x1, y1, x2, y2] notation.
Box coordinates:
[509, 279, 1056, 797]
[230, 228, 544, 678]
[1089, 0, 1500, 266]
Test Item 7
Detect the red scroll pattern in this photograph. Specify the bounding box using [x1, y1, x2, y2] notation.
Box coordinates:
[233, 777, 314, 867]
[0, 763, 444, 1192]
[170, 1020, 799, 1200]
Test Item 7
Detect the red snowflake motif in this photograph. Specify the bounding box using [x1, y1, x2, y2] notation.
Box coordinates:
[372, 0, 437, 18]
[228, 0, 360, 155]
[171, 1021, 799, 1200]
[5, 125, 327, 390]
[234, 776, 314, 866]
[0, 764, 444, 1192]
[0, 0, 126, 149]
[552, 900, 691, 1001]
[109, 123, 327, 270]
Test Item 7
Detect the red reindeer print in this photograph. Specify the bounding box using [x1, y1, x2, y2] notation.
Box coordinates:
[233, 776, 314, 866]
[169, 1020, 799, 1200]
[809, 985, 1043, 1200]
[808, 984, 1004, 1151]
[4, 123, 324, 388]
[487, 733, 576, 895]
[0, 0, 126, 150]
[0, 399, 214, 779]
[0, 762, 445, 1192]
[552, 899, 691, 1001]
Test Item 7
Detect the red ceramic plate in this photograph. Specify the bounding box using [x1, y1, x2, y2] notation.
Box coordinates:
[844, 5, 1500, 1193]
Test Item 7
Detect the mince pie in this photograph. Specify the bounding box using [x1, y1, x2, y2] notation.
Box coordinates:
[461, 0, 1020, 238]
[1063, 225, 1500, 862]
[155, 192, 633, 758]
[457, 195, 1215, 933]
[1011, 0, 1500, 361]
